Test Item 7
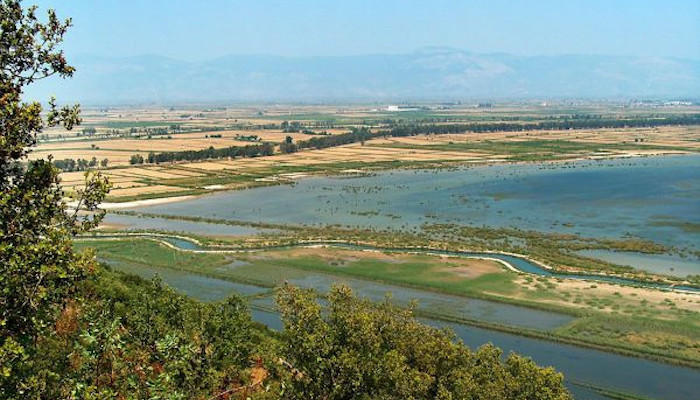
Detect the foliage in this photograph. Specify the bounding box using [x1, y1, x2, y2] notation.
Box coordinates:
[53, 157, 103, 171]
[276, 284, 571, 400]
[0, 0, 110, 395]
[379, 116, 700, 137]
[27, 269, 262, 400]
[279, 136, 297, 154]
[296, 127, 372, 150]
[145, 143, 274, 164]
[129, 154, 144, 165]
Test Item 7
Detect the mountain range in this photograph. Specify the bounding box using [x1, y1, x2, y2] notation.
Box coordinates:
[26, 48, 700, 104]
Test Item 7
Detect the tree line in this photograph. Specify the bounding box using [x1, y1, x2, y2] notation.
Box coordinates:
[379, 114, 700, 137]
[53, 157, 109, 171]
[141, 142, 275, 164]
[279, 128, 373, 154]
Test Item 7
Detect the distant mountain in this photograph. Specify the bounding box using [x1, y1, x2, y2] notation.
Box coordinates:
[26, 48, 700, 104]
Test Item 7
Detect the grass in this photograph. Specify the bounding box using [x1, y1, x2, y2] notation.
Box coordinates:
[76, 238, 535, 310]
[649, 215, 700, 234]
[75, 238, 229, 269]
[558, 314, 700, 363]
[230, 252, 519, 298]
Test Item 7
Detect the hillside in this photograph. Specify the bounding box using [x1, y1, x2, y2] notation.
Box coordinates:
[27, 48, 700, 104]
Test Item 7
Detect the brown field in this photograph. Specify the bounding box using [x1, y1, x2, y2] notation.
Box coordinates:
[371, 126, 700, 151]
[108, 167, 205, 180]
[511, 276, 700, 315]
[33, 128, 351, 167]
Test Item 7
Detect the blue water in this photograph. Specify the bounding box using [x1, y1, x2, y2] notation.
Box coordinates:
[577, 249, 699, 278]
[102, 258, 268, 301]
[102, 213, 269, 237]
[135, 155, 700, 254]
[161, 237, 202, 250]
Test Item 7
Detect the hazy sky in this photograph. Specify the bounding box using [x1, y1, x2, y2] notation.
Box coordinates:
[31, 0, 700, 60]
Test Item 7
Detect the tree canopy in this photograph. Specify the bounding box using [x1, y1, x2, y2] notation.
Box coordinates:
[276, 284, 571, 400]
[1, 0, 109, 394]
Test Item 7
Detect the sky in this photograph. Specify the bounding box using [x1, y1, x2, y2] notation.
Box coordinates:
[30, 0, 700, 61]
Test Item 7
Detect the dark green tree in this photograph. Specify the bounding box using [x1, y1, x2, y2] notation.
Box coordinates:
[279, 135, 297, 154]
[276, 284, 572, 400]
[129, 154, 144, 164]
[0, 0, 110, 395]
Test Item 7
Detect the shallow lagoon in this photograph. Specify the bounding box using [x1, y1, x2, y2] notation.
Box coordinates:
[102, 259, 268, 301]
[114, 155, 700, 398]
[102, 213, 267, 237]
[578, 249, 700, 278]
[136, 155, 700, 266]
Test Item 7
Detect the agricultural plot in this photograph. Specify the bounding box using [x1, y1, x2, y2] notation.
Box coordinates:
[370, 126, 700, 161]
[34, 128, 349, 167]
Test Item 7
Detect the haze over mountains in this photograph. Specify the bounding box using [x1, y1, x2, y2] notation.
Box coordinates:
[28, 48, 700, 104]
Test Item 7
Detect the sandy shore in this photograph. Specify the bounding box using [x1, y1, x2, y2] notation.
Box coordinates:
[67, 195, 198, 210]
[101, 195, 199, 209]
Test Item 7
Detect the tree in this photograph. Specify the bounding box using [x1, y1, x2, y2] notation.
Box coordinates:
[129, 154, 144, 164]
[51, 274, 258, 399]
[279, 135, 297, 154]
[276, 284, 571, 400]
[53, 158, 76, 171]
[77, 157, 88, 170]
[82, 126, 96, 136]
[0, 0, 110, 395]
